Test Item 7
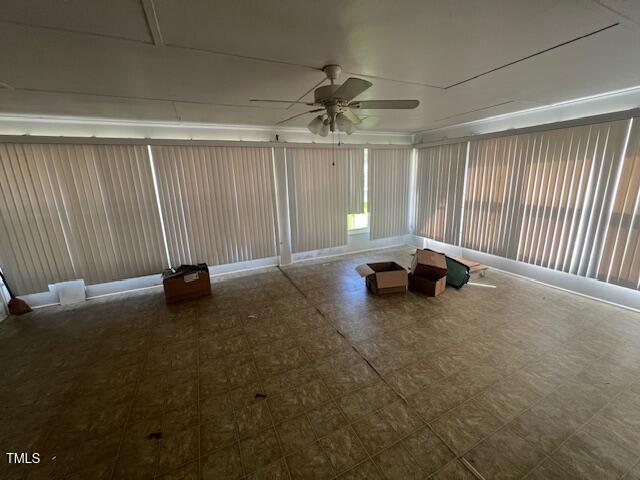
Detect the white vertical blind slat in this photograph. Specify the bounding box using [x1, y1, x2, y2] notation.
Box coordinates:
[286, 147, 352, 253]
[0, 143, 165, 293]
[415, 143, 466, 244]
[369, 148, 412, 240]
[52, 144, 167, 284]
[464, 118, 635, 289]
[348, 152, 365, 214]
[152, 145, 279, 266]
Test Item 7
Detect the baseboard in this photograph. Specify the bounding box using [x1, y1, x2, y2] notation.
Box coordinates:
[418, 236, 640, 312]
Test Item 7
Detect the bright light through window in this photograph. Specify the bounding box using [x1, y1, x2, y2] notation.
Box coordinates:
[348, 149, 369, 231]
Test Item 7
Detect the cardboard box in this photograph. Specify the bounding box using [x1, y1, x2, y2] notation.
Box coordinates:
[162, 264, 211, 304]
[409, 273, 446, 296]
[409, 249, 448, 297]
[411, 249, 447, 277]
[355, 262, 408, 295]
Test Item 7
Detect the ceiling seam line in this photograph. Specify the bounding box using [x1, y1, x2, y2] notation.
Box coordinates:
[0, 18, 320, 73]
[286, 78, 328, 110]
[11, 87, 304, 111]
[443, 22, 620, 89]
[433, 100, 516, 123]
[162, 42, 322, 72]
[0, 18, 155, 45]
[591, 0, 640, 28]
[141, 0, 164, 46]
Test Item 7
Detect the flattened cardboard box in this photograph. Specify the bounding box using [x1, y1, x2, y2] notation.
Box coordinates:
[355, 262, 408, 295]
[409, 249, 447, 297]
[162, 265, 211, 304]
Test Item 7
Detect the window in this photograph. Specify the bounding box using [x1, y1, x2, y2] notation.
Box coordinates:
[348, 148, 370, 231]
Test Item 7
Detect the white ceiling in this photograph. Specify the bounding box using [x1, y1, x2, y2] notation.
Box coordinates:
[0, 0, 639, 133]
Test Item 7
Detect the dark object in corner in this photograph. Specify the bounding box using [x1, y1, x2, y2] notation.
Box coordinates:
[444, 256, 471, 289]
[0, 271, 32, 315]
[255, 392, 267, 399]
[147, 432, 162, 440]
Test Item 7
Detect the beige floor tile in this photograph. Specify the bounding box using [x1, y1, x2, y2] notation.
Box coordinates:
[431, 460, 477, 480]
[317, 426, 367, 474]
[463, 425, 547, 479]
[201, 444, 243, 479]
[239, 428, 283, 474]
[247, 458, 291, 480]
[276, 415, 316, 455]
[335, 460, 383, 479]
[551, 421, 639, 480]
[286, 441, 335, 480]
[401, 426, 454, 476]
[1, 247, 639, 479]
[374, 443, 423, 480]
[431, 397, 503, 455]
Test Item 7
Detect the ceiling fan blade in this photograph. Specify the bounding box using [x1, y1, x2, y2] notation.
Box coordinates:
[276, 108, 324, 125]
[333, 78, 373, 101]
[251, 99, 316, 105]
[349, 100, 420, 109]
[343, 109, 362, 125]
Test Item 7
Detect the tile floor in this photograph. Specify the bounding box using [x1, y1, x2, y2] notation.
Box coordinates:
[1, 246, 640, 479]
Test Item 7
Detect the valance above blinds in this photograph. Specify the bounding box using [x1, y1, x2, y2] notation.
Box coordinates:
[0, 143, 166, 294]
[151, 145, 279, 266]
[368, 148, 412, 240]
[414, 143, 466, 244]
[286, 147, 352, 253]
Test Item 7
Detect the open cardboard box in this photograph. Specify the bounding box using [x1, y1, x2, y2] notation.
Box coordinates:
[409, 249, 447, 297]
[355, 261, 408, 295]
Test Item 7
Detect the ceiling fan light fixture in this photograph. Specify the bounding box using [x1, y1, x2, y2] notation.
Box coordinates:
[336, 112, 350, 132]
[344, 120, 355, 135]
[307, 115, 324, 134]
[319, 119, 330, 137]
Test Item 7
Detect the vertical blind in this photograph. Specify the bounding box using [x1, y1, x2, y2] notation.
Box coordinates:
[462, 119, 634, 288]
[53, 144, 167, 284]
[368, 148, 412, 240]
[286, 147, 351, 252]
[152, 145, 279, 266]
[2, 119, 639, 296]
[0, 143, 166, 294]
[348, 151, 365, 214]
[414, 143, 466, 244]
[598, 119, 640, 289]
[463, 135, 529, 257]
[0, 144, 77, 294]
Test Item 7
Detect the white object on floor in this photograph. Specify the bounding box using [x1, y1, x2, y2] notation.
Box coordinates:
[467, 282, 496, 288]
[50, 280, 86, 305]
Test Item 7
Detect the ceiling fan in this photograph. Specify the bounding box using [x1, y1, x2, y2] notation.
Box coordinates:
[250, 65, 419, 136]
